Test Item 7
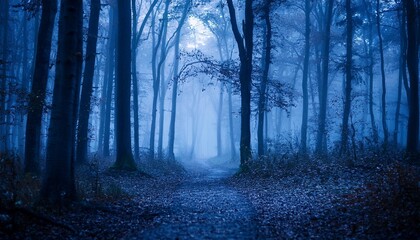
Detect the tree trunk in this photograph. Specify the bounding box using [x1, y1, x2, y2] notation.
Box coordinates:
[258, 1, 271, 157]
[376, 0, 389, 147]
[300, 0, 310, 154]
[227, 0, 254, 168]
[18, 12, 30, 156]
[0, 0, 9, 152]
[157, 0, 171, 160]
[24, 0, 57, 175]
[222, 6, 236, 160]
[401, 11, 410, 105]
[364, 0, 378, 143]
[103, 5, 116, 157]
[340, 0, 353, 155]
[103, 72, 114, 157]
[113, 0, 136, 170]
[70, 1, 84, 194]
[227, 83, 236, 159]
[217, 85, 224, 157]
[149, 10, 158, 159]
[77, 0, 101, 165]
[168, 36, 181, 160]
[157, 63, 167, 160]
[131, 0, 160, 160]
[168, 0, 190, 160]
[150, 0, 169, 159]
[394, 7, 406, 146]
[97, 57, 108, 154]
[405, 0, 419, 156]
[40, 0, 82, 204]
[315, 0, 333, 154]
[131, 0, 140, 161]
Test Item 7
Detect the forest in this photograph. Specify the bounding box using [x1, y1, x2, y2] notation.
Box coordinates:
[0, 0, 419, 239]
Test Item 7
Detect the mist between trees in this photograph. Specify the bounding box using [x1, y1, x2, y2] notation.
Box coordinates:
[0, 0, 418, 208]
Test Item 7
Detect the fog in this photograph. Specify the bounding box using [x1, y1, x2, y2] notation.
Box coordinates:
[1, 0, 418, 168]
[1, 0, 419, 238]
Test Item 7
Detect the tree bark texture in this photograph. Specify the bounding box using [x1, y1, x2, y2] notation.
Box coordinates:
[77, 0, 101, 164]
[40, 0, 82, 204]
[227, 0, 254, 168]
[103, 6, 116, 157]
[114, 0, 136, 170]
[315, 0, 333, 154]
[258, 1, 271, 157]
[24, 0, 57, 175]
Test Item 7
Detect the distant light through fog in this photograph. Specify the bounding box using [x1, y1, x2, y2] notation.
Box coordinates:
[186, 16, 212, 49]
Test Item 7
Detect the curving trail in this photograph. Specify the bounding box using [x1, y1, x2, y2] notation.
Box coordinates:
[134, 163, 257, 239]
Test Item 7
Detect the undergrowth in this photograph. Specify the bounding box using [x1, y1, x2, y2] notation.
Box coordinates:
[232, 148, 420, 238]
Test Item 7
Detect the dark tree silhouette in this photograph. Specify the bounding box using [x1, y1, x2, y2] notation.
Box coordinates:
[340, 0, 354, 155]
[113, 0, 136, 170]
[0, 0, 9, 153]
[150, 0, 170, 159]
[394, 5, 407, 146]
[132, 0, 159, 161]
[315, 0, 334, 154]
[300, 0, 311, 154]
[405, 0, 419, 156]
[168, 0, 191, 160]
[77, 0, 101, 165]
[102, 5, 116, 157]
[257, 0, 272, 157]
[24, 0, 57, 175]
[227, 0, 254, 168]
[40, 0, 83, 204]
[376, 0, 389, 147]
[362, 0, 379, 143]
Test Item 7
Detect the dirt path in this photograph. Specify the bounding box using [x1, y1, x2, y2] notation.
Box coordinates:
[132, 164, 257, 239]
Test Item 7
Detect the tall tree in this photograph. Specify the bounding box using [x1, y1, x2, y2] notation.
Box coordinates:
[131, 0, 159, 161]
[227, 0, 254, 167]
[227, 83, 236, 160]
[113, 0, 136, 170]
[376, 0, 389, 146]
[76, 0, 101, 164]
[168, 0, 191, 160]
[394, 6, 407, 146]
[24, 0, 57, 175]
[362, 0, 378, 142]
[0, 0, 9, 152]
[216, 85, 224, 157]
[340, 0, 354, 155]
[18, 11, 31, 156]
[70, 0, 84, 187]
[40, 0, 83, 204]
[405, 0, 419, 156]
[157, 4, 170, 160]
[102, 5, 116, 157]
[300, 0, 311, 154]
[257, 0, 272, 157]
[97, 7, 112, 155]
[315, 0, 334, 154]
[149, 0, 169, 159]
[131, 0, 140, 161]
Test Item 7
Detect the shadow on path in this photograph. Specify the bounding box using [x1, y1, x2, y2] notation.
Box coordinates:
[131, 159, 257, 239]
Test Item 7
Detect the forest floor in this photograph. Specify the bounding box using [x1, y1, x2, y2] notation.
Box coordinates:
[1, 154, 419, 239]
